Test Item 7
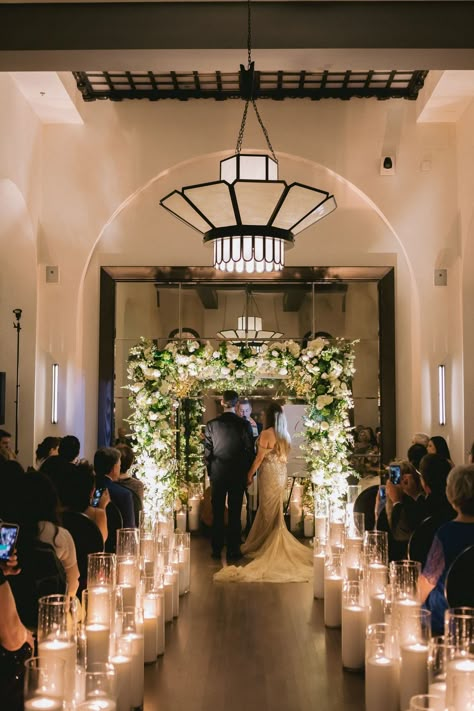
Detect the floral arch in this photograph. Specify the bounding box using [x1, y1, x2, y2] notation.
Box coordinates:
[127, 337, 356, 517]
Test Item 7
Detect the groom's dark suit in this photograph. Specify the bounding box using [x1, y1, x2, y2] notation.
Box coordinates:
[204, 411, 255, 558]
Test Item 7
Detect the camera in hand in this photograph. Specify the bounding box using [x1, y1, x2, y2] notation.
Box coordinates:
[0, 522, 19, 560]
[389, 464, 401, 485]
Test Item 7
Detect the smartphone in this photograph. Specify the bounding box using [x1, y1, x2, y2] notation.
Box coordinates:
[91, 487, 106, 508]
[378, 485, 386, 502]
[389, 464, 401, 485]
[0, 522, 19, 561]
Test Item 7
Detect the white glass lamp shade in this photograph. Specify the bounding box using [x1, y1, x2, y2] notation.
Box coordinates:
[272, 184, 337, 234]
[220, 154, 278, 182]
[237, 316, 263, 332]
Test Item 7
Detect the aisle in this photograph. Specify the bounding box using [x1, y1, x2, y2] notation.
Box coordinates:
[144, 537, 365, 711]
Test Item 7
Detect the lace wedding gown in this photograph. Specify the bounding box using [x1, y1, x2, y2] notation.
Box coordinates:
[213, 446, 313, 583]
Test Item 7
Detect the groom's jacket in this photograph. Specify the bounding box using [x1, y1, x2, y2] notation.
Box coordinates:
[204, 412, 254, 480]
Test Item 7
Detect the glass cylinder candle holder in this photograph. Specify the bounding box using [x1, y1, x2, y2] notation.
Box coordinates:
[428, 636, 456, 705]
[175, 506, 187, 533]
[109, 650, 132, 711]
[445, 607, 474, 650]
[398, 609, 431, 711]
[116, 528, 140, 558]
[365, 623, 400, 711]
[82, 589, 111, 668]
[37, 595, 77, 704]
[450, 659, 474, 711]
[87, 553, 116, 589]
[313, 537, 326, 600]
[342, 580, 367, 671]
[187, 495, 201, 532]
[329, 505, 345, 549]
[343, 537, 363, 581]
[141, 578, 160, 664]
[390, 560, 421, 602]
[345, 509, 365, 541]
[117, 556, 138, 609]
[363, 530, 388, 567]
[84, 662, 117, 708]
[303, 510, 314, 538]
[347, 484, 362, 506]
[116, 610, 144, 711]
[324, 552, 343, 628]
[24, 657, 65, 711]
[174, 532, 191, 594]
[314, 496, 328, 542]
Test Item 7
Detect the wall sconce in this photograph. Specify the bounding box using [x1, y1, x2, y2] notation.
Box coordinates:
[51, 363, 59, 424]
[438, 364, 446, 426]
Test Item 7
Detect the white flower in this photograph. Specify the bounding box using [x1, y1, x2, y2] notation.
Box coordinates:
[235, 369, 245, 378]
[316, 394, 334, 410]
[226, 345, 240, 361]
[221, 367, 230, 376]
[288, 341, 301, 357]
[212, 351, 221, 359]
[320, 421, 329, 431]
[278, 367, 288, 376]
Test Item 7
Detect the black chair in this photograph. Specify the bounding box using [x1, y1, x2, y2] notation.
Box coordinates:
[407, 516, 439, 567]
[104, 500, 124, 554]
[62, 511, 104, 595]
[353, 485, 378, 531]
[445, 544, 474, 608]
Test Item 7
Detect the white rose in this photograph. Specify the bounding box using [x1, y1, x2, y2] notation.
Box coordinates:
[320, 421, 329, 431]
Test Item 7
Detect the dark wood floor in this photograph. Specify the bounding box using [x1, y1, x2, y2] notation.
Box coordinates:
[144, 536, 365, 711]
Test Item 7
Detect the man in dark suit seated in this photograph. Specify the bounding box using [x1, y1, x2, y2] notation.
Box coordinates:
[204, 391, 255, 562]
[94, 447, 136, 542]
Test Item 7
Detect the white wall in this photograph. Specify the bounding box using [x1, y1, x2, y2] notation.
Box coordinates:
[0, 74, 471, 464]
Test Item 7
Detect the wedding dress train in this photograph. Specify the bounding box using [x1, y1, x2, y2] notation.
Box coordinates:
[213, 447, 313, 583]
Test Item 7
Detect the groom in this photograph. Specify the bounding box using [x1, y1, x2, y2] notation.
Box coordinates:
[204, 390, 255, 562]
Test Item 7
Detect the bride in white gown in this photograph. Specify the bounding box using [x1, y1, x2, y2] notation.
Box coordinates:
[214, 402, 313, 583]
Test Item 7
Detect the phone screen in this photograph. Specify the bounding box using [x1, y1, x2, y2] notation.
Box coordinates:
[91, 487, 105, 508]
[379, 485, 386, 502]
[0, 523, 19, 560]
[389, 465, 401, 485]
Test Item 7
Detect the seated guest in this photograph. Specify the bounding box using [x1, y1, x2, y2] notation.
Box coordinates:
[94, 447, 135, 547]
[418, 465, 474, 633]
[0, 556, 34, 711]
[35, 436, 60, 469]
[0, 461, 69, 628]
[412, 432, 430, 448]
[116, 444, 143, 524]
[427, 435, 454, 467]
[57, 462, 109, 543]
[0, 429, 15, 461]
[407, 443, 428, 473]
[377, 460, 424, 560]
[58, 435, 81, 464]
[418, 454, 456, 522]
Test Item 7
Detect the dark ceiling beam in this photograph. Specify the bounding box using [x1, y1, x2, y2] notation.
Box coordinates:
[283, 290, 307, 313]
[0, 2, 473, 70]
[196, 286, 218, 309]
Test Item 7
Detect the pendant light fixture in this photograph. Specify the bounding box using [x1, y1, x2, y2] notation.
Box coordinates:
[160, 0, 336, 274]
[217, 286, 283, 345]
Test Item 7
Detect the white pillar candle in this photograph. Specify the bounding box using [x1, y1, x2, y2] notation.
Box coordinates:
[369, 593, 386, 625]
[110, 654, 132, 711]
[117, 558, 137, 586]
[429, 680, 447, 708]
[324, 575, 343, 628]
[392, 598, 420, 643]
[304, 514, 314, 538]
[86, 624, 110, 666]
[365, 656, 400, 711]
[367, 563, 388, 596]
[156, 592, 165, 656]
[178, 546, 190, 593]
[188, 496, 201, 531]
[24, 699, 64, 711]
[171, 567, 179, 617]
[447, 657, 474, 711]
[291, 482, 303, 504]
[314, 516, 327, 540]
[163, 581, 173, 622]
[342, 605, 367, 670]
[38, 639, 76, 703]
[290, 501, 302, 532]
[121, 633, 144, 709]
[329, 520, 344, 547]
[176, 510, 186, 533]
[143, 615, 158, 663]
[87, 586, 112, 625]
[313, 552, 325, 599]
[400, 643, 429, 711]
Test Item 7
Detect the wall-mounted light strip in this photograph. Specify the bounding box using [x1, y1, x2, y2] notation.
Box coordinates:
[51, 363, 59, 424]
[438, 364, 446, 426]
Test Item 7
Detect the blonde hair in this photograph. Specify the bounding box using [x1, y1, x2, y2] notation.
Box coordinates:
[446, 465, 474, 515]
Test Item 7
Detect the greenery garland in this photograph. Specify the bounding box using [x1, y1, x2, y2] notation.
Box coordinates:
[127, 337, 356, 517]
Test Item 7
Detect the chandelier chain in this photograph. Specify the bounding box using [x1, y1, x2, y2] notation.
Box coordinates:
[235, 0, 278, 164]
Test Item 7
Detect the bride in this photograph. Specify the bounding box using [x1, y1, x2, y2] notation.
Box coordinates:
[214, 402, 313, 583]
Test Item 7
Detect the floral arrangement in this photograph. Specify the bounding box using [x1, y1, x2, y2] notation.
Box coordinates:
[127, 337, 356, 517]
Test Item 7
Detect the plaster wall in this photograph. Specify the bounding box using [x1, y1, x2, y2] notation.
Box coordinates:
[0, 75, 470, 465]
